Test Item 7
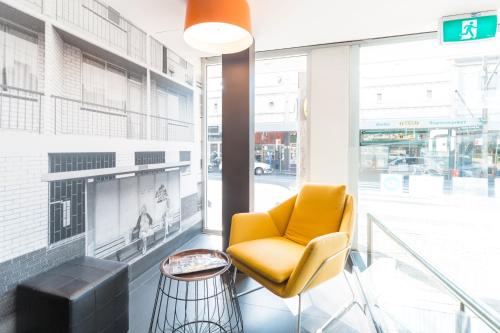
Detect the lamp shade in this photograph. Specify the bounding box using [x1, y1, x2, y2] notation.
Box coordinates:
[184, 0, 253, 54]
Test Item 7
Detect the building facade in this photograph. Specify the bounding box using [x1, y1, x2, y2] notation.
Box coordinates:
[0, 0, 202, 330]
[359, 41, 500, 187]
[206, 57, 306, 175]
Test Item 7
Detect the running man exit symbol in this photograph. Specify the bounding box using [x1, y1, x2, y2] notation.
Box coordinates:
[441, 12, 497, 43]
[461, 19, 477, 40]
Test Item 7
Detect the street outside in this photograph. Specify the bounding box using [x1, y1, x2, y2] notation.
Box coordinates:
[206, 172, 298, 231]
[207, 172, 500, 315]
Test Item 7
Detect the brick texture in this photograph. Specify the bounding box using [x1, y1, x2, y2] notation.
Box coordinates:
[63, 43, 82, 99]
[0, 238, 85, 332]
[0, 3, 202, 332]
[0, 153, 48, 263]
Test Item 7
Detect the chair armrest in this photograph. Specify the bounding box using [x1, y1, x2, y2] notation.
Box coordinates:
[284, 232, 350, 297]
[229, 212, 281, 246]
[339, 195, 355, 237]
[267, 194, 297, 235]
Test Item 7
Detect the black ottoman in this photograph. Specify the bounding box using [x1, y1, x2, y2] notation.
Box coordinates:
[17, 256, 128, 333]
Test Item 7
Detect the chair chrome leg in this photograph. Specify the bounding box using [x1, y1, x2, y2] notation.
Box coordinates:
[232, 267, 238, 284]
[343, 270, 365, 314]
[316, 300, 357, 333]
[234, 285, 264, 299]
[315, 271, 362, 333]
[297, 293, 302, 333]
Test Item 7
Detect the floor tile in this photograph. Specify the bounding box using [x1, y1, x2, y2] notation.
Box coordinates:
[129, 234, 373, 333]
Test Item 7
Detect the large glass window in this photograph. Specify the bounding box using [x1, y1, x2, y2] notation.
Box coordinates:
[82, 55, 143, 111]
[0, 21, 38, 91]
[205, 55, 307, 231]
[206, 64, 222, 231]
[82, 56, 106, 105]
[358, 38, 500, 310]
[253, 56, 306, 212]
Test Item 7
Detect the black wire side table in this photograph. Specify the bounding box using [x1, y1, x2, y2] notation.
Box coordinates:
[149, 249, 243, 333]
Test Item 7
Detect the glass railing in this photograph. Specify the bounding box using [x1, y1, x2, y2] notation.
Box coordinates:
[364, 213, 500, 333]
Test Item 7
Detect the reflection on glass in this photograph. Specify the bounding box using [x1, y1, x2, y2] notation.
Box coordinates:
[206, 64, 222, 231]
[367, 219, 496, 333]
[253, 56, 306, 212]
[358, 38, 500, 316]
[205, 56, 307, 230]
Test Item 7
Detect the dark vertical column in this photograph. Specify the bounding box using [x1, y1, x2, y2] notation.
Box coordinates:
[221, 44, 255, 251]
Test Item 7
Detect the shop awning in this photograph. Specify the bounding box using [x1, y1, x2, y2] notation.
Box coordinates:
[42, 161, 190, 182]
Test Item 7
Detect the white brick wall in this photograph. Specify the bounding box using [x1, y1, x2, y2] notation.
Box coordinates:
[43, 24, 64, 134]
[45, 25, 65, 97]
[0, 131, 201, 263]
[62, 43, 82, 99]
[37, 33, 45, 92]
[0, 152, 48, 263]
[116, 150, 135, 167]
[0, 3, 202, 265]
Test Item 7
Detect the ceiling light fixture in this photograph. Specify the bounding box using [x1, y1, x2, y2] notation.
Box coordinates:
[184, 0, 253, 54]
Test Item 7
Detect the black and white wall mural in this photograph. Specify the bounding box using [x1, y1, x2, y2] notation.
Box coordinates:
[86, 169, 181, 262]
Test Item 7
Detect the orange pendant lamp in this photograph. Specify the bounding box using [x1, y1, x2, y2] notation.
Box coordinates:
[184, 0, 253, 54]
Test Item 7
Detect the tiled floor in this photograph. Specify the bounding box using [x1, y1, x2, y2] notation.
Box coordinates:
[129, 234, 373, 333]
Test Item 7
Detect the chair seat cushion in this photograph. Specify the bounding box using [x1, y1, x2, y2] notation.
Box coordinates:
[227, 237, 305, 284]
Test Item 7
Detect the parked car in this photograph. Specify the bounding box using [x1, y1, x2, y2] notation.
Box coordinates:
[387, 156, 447, 176]
[218, 161, 273, 175]
[254, 162, 273, 175]
[452, 155, 486, 178]
[387, 157, 426, 175]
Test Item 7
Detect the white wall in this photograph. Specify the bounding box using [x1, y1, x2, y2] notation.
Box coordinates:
[308, 46, 353, 189]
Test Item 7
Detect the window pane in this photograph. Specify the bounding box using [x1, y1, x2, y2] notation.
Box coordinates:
[358, 38, 500, 314]
[205, 56, 307, 231]
[82, 56, 106, 105]
[253, 56, 306, 212]
[206, 64, 222, 231]
[106, 64, 126, 109]
[1, 23, 38, 90]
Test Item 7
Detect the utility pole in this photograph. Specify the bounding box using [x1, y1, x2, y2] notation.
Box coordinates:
[481, 57, 489, 178]
[481, 57, 500, 196]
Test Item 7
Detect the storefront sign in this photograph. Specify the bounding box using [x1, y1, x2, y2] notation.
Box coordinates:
[360, 118, 482, 130]
[441, 12, 497, 43]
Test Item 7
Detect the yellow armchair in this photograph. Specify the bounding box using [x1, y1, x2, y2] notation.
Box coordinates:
[227, 184, 356, 332]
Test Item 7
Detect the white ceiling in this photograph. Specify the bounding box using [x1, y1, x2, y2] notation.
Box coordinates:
[107, 0, 500, 61]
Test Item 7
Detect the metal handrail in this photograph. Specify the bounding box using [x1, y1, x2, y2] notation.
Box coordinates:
[0, 84, 43, 133]
[0, 84, 43, 95]
[51, 95, 147, 139]
[51, 95, 132, 113]
[367, 213, 500, 333]
[149, 113, 194, 126]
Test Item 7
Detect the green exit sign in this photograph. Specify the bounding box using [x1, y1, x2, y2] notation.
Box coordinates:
[441, 11, 497, 43]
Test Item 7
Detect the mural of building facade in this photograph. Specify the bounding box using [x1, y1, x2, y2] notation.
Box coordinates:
[0, 0, 202, 330]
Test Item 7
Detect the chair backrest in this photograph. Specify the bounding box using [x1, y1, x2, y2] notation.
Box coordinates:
[284, 184, 347, 245]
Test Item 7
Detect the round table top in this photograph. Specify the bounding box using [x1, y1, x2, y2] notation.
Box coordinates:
[160, 248, 231, 281]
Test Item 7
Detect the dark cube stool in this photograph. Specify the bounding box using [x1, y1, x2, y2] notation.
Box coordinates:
[17, 256, 129, 333]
